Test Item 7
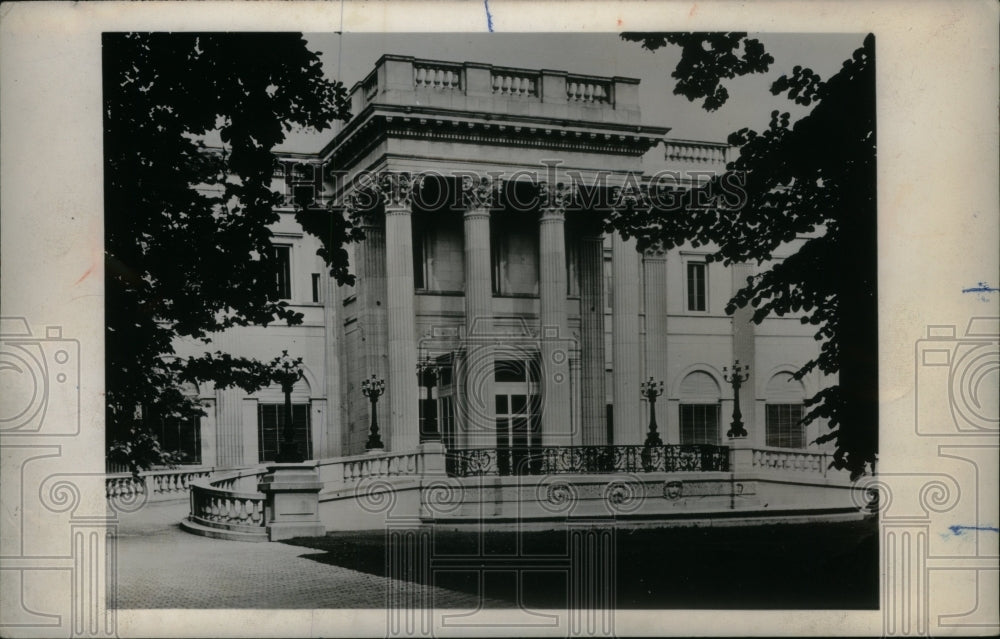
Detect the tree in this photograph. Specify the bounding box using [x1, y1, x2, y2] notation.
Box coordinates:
[616, 33, 877, 478]
[103, 33, 353, 474]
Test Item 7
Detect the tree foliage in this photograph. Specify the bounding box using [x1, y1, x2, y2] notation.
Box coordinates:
[617, 33, 877, 478]
[103, 33, 352, 473]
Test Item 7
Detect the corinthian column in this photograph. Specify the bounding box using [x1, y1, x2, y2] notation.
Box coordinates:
[461, 175, 498, 448]
[611, 232, 643, 444]
[345, 193, 387, 451]
[538, 181, 573, 446]
[378, 172, 420, 452]
[579, 228, 607, 445]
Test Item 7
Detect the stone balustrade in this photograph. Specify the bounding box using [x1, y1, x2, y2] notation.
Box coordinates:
[105, 467, 215, 503]
[189, 484, 266, 529]
[316, 443, 446, 487]
[414, 62, 462, 90]
[663, 139, 730, 165]
[566, 76, 612, 104]
[751, 447, 830, 476]
[345, 55, 642, 122]
[491, 69, 538, 97]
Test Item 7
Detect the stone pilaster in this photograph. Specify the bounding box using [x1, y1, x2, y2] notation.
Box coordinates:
[611, 233, 643, 445]
[642, 245, 669, 440]
[379, 172, 420, 452]
[461, 175, 498, 448]
[730, 262, 757, 441]
[322, 269, 344, 458]
[579, 231, 607, 445]
[538, 181, 573, 446]
[350, 198, 388, 440]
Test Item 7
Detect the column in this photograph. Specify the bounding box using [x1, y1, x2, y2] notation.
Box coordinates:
[322, 264, 345, 458]
[214, 386, 244, 468]
[579, 231, 607, 445]
[731, 262, 756, 440]
[643, 246, 669, 440]
[611, 233, 643, 444]
[353, 202, 388, 438]
[241, 397, 259, 463]
[381, 172, 420, 452]
[538, 186, 572, 446]
[461, 175, 497, 448]
[198, 397, 217, 467]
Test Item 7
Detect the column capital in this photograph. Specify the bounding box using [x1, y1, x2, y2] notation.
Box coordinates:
[375, 171, 419, 210]
[461, 174, 501, 210]
[643, 242, 668, 260]
[538, 181, 578, 212]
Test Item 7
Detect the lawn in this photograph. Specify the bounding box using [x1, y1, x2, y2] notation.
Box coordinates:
[284, 516, 878, 609]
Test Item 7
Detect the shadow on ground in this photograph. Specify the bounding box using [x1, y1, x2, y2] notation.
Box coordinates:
[285, 517, 878, 609]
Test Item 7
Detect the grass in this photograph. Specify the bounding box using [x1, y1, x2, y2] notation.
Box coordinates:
[285, 516, 878, 609]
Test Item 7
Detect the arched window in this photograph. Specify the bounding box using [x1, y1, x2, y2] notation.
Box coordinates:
[765, 372, 807, 448]
[678, 371, 721, 445]
[257, 377, 312, 462]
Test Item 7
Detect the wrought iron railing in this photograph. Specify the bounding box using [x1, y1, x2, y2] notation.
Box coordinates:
[446, 444, 730, 477]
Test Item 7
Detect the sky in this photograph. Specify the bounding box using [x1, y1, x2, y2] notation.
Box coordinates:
[275, 32, 865, 153]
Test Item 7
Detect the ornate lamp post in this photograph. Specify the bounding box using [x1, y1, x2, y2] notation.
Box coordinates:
[641, 377, 665, 447]
[723, 360, 750, 438]
[361, 374, 386, 450]
[273, 357, 305, 463]
[416, 353, 441, 443]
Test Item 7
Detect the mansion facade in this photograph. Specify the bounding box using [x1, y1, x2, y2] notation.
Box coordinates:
[168, 55, 834, 471]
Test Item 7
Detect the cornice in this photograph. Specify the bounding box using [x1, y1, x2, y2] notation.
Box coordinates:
[325, 108, 666, 175]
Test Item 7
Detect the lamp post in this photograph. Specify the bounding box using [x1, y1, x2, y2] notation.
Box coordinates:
[361, 374, 385, 450]
[723, 360, 750, 438]
[416, 353, 441, 443]
[641, 377, 665, 447]
[273, 360, 305, 463]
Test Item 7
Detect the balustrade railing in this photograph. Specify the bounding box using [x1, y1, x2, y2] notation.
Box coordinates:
[566, 76, 612, 104]
[446, 445, 730, 477]
[663, 139, 730, 165]
[105, 468, 215, 502]
[414, 63, 462, 90]
[189, 484, 266, 529]
[317, 450, 425, 486]
[752, 447, 829, 476]
[492, 70, 538, 97]
[188, 467, 268, 532]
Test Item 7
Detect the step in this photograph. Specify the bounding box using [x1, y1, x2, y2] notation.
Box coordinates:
[179, 517, 268, 542]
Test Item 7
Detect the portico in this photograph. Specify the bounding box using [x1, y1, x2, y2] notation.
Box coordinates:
[326, 55, 670, 456]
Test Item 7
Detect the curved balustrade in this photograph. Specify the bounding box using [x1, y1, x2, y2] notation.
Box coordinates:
[566, 77, 611, 104]
[752, 447, 829, 476]
[189, 484, 265, 529]
[446, 445, 730, 477]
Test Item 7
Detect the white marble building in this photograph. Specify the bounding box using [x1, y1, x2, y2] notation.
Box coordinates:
[170, 55, 835, 470]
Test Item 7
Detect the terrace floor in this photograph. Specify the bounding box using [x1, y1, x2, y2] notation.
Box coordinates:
[113, 499, 877, 610]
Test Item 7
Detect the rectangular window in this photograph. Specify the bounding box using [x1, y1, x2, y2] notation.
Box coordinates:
[273, 245, 292, 300]
[686, 261, 707, 311]
[257, 403, 312, 462]
[765, 404, 806, 448]
[491, 215, 539, 296]
[154, 411, 201, 464]
[311, 273, 321, 303]
[679, 403, 720, 445]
